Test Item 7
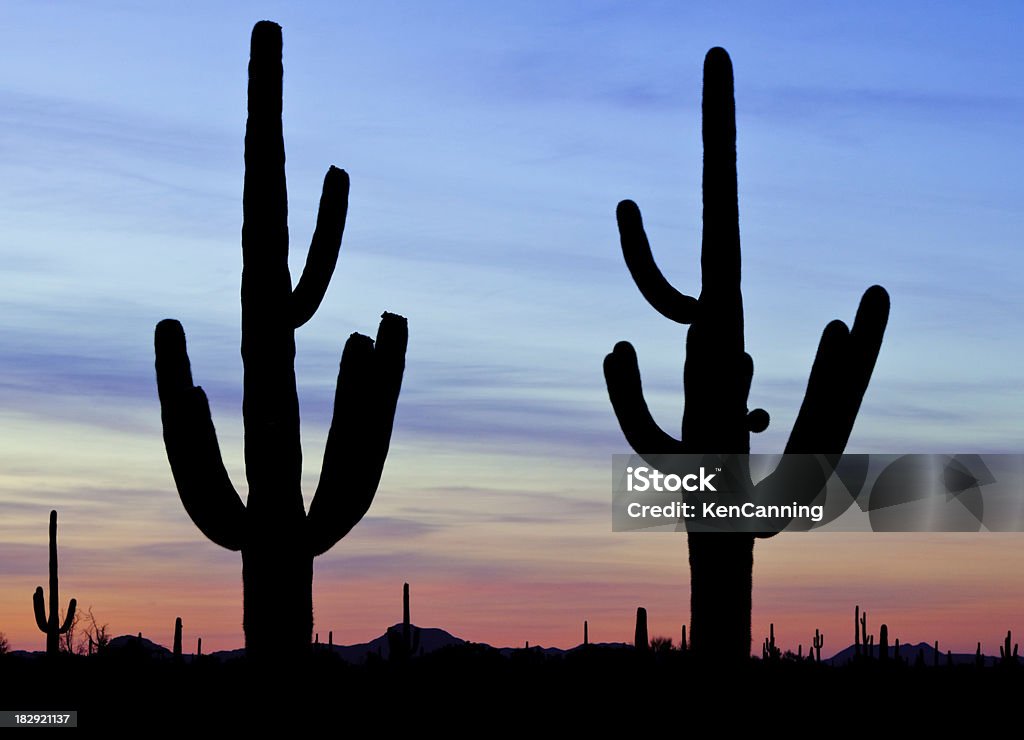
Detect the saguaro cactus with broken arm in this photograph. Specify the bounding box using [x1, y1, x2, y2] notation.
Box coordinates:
[154, 22, 407, 660]
[604, 48, 888, 662]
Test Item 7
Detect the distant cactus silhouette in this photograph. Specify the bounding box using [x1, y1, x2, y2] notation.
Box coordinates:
[604, 48, 889, 662]
[879, 624, 889, 661]
[762, 623, 780, 661]
[583, 620, 589, 647]
[854, 605, 861, 657]
[32, 510, 76, 657]
[154, 22, 407, 660]
[634, 607, 649, 651]
[813, 628, 823, 663]
[680, 624, 688, 654]
[197, 637, 202, 657]
[999, 630, 1018, 665]
[387, 582, 421, 661]
[173, 617, 182, 660]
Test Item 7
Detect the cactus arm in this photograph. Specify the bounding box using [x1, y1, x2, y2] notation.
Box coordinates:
[290, 167, 350, 329]
[752, 287, 889, 538]
[241, 21, 303, 516]
[307, 313, 408, 556]
[604, 341, 684, 454]
[292, 166, 350, 328]
[33, 587, 47, 632]
[786, 286, 889, 455]
[615, 200, 698, 324]
[58, 599, 76, 633]
[155, 320, 246, 551]
[792, 287, 888, 454]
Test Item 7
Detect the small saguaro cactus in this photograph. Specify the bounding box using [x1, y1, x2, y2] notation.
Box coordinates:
[153, 22, 407, 661]
[879, 624, 889, 661]
[387, 582, 421, 661]
[197, 637, 202, 657]
[603, 48, 889, 662]
[33, 510, 77, 657]
[813, 629, 824, 663]
[854, 606, 861, 657]
[934, 640, 939, 668]
[583, 620, 589, 647]
[999, 630, 1018, 665]
[173, 617, 183, 660]
[858, 609, 872, 658]
[894, 638, 901, 663]
[681, 624, 688, 654]
[762, 623, 780, 661]
[635, 607, 649, 651]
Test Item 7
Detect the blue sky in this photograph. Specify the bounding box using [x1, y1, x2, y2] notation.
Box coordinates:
[1, 2, 1023, 651]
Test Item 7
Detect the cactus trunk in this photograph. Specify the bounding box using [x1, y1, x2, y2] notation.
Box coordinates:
[154, 22, 406, 661]
[242, 548, 313, 657]
[173, 616, 182, 659]
[689, 535, 753, 660]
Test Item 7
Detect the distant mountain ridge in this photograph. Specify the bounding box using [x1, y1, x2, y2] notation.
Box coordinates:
[9, 630, 1006, 667]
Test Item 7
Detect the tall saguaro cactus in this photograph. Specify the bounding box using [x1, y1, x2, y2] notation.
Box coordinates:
[33, 510, 76, 656]
[604, 48, 889, 662]
[154, 21, 407, 660]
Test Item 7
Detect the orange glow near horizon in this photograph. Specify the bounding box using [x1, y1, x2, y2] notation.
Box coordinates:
[3, 423, 1023, 657]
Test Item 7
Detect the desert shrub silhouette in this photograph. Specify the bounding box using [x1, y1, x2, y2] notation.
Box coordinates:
[32, 509, 76, 657]
[604, 48, 889, 662]
[154, 21, 407, 660]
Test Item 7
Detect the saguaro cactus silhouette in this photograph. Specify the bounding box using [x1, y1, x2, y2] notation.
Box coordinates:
[604, 48, 888, 662]
[387, 582, 421, 661]
[634, 607, 649, 651]
[173, 617, 183, 660]
[33, 510, 76, 656]
[154, 22, 407, 659]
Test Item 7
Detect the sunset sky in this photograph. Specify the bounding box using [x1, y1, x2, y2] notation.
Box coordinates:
[2, 2, 1023, 655]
